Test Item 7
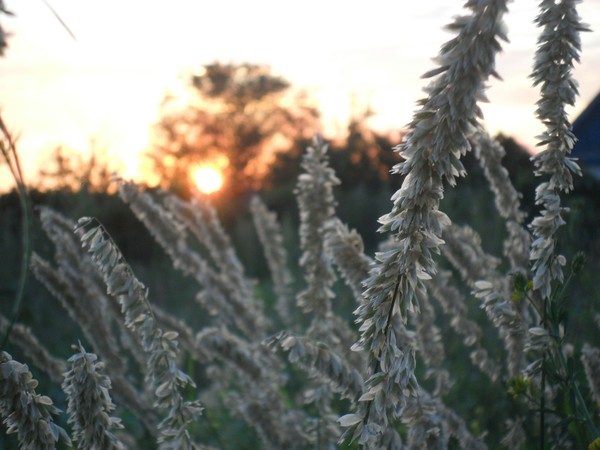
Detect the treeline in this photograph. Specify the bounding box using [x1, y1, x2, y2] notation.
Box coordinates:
[2, 132, 599, 319]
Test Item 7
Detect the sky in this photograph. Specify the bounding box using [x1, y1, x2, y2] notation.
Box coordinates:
[1, 0, 599, 191]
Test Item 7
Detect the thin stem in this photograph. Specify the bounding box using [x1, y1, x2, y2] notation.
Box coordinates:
[360, 275, 402, 437]
[41, 0, 77, 40]
[541, 260, 599, 439]
[526, 292, 543, 318]
[541, 296, 547, 450]
[555, 340, 600, 438]
[554, 271, 575, 304]
[0, 120, 32, 352]
[573, 380, 600, 438]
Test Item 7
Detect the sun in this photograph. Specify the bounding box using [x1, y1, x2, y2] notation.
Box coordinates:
[192, 165, 223, 194]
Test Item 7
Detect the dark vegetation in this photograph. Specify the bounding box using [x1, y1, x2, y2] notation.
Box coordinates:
[1, 125, 599, 447]
[1, 60, 599, 447]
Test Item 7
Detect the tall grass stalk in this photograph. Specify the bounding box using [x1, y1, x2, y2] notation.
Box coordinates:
[0, 117, 33, 353]
[75, 217, 204, 449]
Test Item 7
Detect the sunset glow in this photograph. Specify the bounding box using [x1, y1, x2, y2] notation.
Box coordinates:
[192, 166, 223, 194]
[1, 1, 600, 192]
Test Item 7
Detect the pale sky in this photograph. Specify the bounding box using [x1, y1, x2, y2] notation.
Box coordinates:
[1, 0, 599, 191]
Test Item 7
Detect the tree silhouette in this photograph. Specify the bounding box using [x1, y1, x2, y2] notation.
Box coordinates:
[329, 110, 402, 191]
[37, 144, 116, 193]
[148, 63, 320, 198]
[264, 109, 402, 207]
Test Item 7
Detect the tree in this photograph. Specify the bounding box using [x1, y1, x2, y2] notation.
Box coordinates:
[264, 109, 403, 207]
[148, 62, 320, 198]
[36, 144, 117, 193]
[329, 109, 402, 191]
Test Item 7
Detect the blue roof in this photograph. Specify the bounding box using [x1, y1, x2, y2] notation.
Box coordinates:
[572, 92, 600, 166]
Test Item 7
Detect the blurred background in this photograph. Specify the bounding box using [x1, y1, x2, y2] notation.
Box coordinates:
[1, 1, 600, 447]
[1, 0, 600, 192]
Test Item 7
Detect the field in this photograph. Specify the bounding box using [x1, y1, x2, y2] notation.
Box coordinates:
[1, 0, 600, 449]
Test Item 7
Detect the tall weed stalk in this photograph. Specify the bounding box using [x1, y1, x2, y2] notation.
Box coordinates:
[0, 117, 33, 352]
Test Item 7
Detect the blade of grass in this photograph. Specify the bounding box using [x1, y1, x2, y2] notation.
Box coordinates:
[0, 116, 33, 352]
[41, 0, 77, 41]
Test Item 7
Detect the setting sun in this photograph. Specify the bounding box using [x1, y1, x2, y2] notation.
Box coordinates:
[192, 166, 224, 194]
